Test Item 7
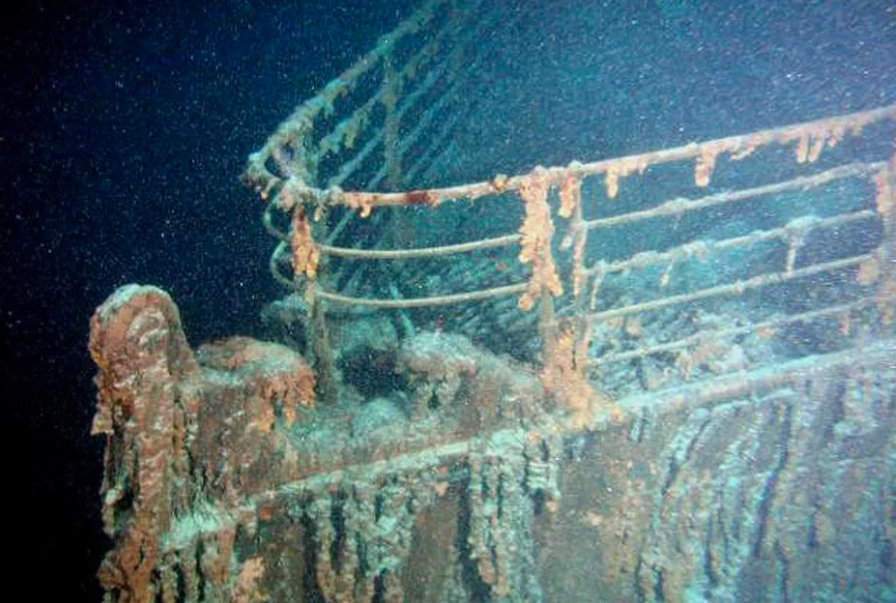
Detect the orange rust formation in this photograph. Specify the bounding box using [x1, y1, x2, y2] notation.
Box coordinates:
[89, 285, 316, 603]
[88, 285, 896, 603]
[557, 171, 580, 218]
[290, 206, 320, 283]
[540, 320, 607, 430]
[89, 286, 199, 603]
[195, 337, 315, 427]
[517, 167, 563, 311]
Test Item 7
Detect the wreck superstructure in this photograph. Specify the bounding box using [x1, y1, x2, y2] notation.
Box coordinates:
[90, 1, 896, 602]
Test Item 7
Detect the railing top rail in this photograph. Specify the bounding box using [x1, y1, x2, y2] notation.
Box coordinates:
[243, 0, 467, 197]
[249, 104, 895, 216]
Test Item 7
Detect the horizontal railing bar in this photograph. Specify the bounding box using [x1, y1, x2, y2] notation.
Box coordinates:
[589, 295, 882, 367]
[587, 209, 878, 277]
[583, 162, 882, 231]
[244, 0, 454, 181]
[617, 337, 896, 413]
[329, 54, 461, 189]
[313, 12, 466, 166]
[317, 282, 527, 308]
[320, 233, 520, 260]
[327, 105, 896, 209]
[588, 253, 871, 324]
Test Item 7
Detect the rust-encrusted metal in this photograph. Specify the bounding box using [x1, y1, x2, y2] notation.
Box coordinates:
[89, 284, 896, 602]
[89, 1, 896, 601]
